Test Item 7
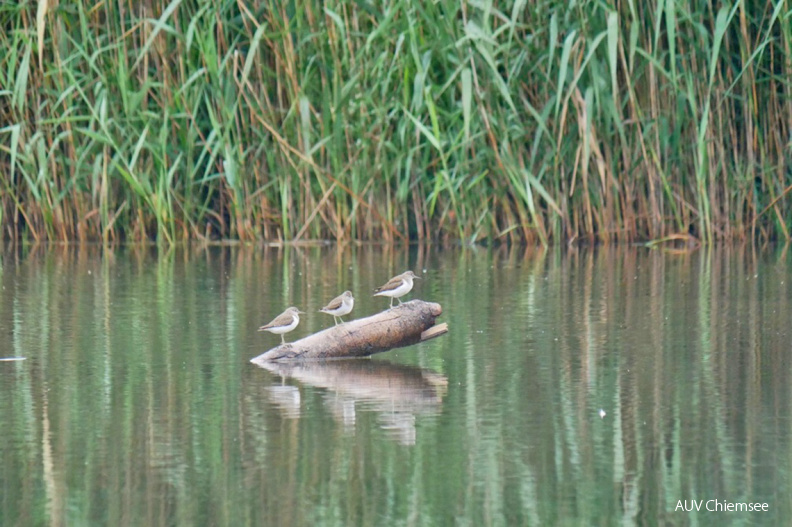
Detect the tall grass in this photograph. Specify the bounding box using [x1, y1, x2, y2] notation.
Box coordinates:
[1, 0, 790, 244]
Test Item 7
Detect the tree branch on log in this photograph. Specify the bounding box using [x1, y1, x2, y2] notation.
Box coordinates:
[250, 300, 447, 363]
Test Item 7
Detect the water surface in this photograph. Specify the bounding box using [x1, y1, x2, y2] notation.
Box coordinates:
[1, 244, 790, 526]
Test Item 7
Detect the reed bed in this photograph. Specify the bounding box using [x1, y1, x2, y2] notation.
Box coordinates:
[1, 0, 790, 244]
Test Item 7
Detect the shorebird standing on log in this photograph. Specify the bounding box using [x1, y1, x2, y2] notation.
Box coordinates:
[319, 291, 355, 325]
[258, 307, 305, 344]
[374, 271, 420, 308]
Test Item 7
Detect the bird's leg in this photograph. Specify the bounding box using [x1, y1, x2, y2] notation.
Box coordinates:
[280, 334, 286, 345]
[390, 298, 394, 308]
[397, 298, 403, 304]
[333, 316, 339, 326]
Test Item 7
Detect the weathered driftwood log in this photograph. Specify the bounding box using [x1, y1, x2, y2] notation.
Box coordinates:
[250, 300, 447, 363]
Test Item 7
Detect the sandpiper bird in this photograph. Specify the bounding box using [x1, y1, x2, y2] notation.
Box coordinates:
[374, 271, 420, 308]
[258, 307, 304, 344]
[319, 290, 354, 325]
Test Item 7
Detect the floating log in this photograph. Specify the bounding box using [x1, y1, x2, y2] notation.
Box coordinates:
[250, 300, 447, 363]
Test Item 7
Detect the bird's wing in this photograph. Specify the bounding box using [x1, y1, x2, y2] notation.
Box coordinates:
[374, 275, 402, 293]
[259, 311, 292, 330]
[321, 295, 344, 311]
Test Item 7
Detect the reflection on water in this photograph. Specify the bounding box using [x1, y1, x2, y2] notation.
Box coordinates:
[265, 384, 302, 419]
[0, 243, 791, 525]
[258, 359, 447, 444]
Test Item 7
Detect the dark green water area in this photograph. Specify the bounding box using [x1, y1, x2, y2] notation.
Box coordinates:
[1, 244, 790, 526]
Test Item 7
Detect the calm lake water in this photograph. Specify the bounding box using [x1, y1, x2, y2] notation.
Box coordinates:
[1, 244, 790, 526]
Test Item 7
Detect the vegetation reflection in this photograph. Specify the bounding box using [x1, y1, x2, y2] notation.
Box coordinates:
[0, 244, 790, 525]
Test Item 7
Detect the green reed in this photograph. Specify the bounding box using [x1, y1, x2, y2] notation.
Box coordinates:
[1, 0, 790, 244]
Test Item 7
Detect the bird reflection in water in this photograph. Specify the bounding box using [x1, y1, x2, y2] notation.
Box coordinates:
[264, 385, 301, 419]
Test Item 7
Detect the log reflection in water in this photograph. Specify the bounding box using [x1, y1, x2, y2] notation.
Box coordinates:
[257, 359, 448, 444]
